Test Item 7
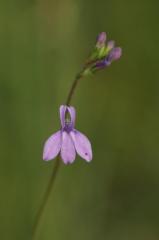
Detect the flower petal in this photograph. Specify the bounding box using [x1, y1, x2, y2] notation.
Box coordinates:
[70, 130, 92, 162]
[67, 106, 76, 128]
[61, 131, 76, 164]
[59, 105, 67, 128]
[43, 131, 61, 161]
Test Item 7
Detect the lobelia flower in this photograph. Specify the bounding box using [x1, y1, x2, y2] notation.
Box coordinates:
[43, 105, 92, 164]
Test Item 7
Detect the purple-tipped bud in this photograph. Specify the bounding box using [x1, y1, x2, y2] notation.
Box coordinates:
[107, 40, 115, 51]
[96, 32, 106, 48]
[108, 47, 122, 62]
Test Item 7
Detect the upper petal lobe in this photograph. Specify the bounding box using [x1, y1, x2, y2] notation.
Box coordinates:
[59, 105, 67, 128]
[67, 106, 76, 128]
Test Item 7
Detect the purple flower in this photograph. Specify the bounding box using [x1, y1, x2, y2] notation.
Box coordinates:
[43, 105, 92, 164]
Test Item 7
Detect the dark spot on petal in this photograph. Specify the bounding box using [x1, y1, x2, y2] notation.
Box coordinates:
[85, 153, 88, 155]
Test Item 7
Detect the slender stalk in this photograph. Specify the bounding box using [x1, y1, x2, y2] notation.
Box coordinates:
[32, 74, 82, 239]
[32, 158, 60, 238]
[66, 74, 82, 106]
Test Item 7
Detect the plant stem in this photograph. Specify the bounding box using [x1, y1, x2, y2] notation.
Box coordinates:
[66, 73, 82, 106]
[32, 158, 60, 238]
[32, 74, 82, 239]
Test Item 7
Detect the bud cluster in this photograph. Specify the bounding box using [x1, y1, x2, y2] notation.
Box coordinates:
[81, 32, 122, 76]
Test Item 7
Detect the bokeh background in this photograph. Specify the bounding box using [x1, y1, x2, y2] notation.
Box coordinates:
[0, 0, 159, 239]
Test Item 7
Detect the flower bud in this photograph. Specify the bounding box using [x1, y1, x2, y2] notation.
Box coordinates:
[96, 32, 106, 48]
[108, 47, 122, 62]
[106, 40, 115, 51]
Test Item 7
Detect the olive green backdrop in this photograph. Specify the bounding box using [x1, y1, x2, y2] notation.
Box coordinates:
[0, 0, 159, 239]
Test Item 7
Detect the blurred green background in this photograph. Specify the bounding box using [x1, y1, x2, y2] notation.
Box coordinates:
[0, 0, 159, 239]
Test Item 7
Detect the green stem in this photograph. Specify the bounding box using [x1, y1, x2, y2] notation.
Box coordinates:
[32, 74, 82, 239]
[66, 74, 82, 106]
[32, 158, 60, 238]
